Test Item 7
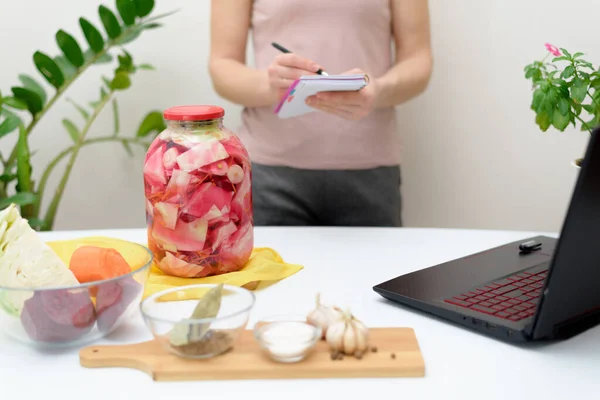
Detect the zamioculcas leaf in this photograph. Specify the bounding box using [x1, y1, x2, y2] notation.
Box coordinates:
[0, 109, 22, 137]
[141, 22, 161, 30]
[18, 75, 47, 105]
[11, 87, 43, 115]
[0, 192, 38, 209]
[138, 63, 155, 70]
[66, 98, 90, 119]
[16, 124, 34, 218]
[110, 71, 131, 90]
[135, 0, 154, 18]
[62, 119, 81, 143]
[54, 56, 77, 80]
[117, 0, 136, 26]
[33, 51, 65, 89]
[99, 5, 122, 39]
[79, 17, 105, 53]
[56, 30, 85, 68]
[136, 111, 165, 137]
[83, 49, 113, 64]
[112, 98, 120, 135]
[3, 96, 28, 110]
[116, 27, 141, 45]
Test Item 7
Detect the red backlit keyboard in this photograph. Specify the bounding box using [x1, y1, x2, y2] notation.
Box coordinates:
[443, 268, 548, 321]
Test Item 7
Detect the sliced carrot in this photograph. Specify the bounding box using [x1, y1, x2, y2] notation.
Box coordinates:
[69, 246, 131, 284]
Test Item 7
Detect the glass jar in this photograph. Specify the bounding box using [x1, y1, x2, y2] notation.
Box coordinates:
[143, 105, 253, 278]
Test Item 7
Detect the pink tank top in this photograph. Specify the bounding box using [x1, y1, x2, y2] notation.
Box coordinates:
[237, 0, 400, 170]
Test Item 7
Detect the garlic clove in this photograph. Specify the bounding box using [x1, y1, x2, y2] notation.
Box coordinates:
[306, 293, 342, 339]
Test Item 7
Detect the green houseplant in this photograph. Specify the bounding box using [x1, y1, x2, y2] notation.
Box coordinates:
[0, 0, 175, 230]
[524, 43, 600, 167]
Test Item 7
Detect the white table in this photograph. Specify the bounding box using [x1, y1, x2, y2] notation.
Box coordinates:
[2, 227, 599, 399]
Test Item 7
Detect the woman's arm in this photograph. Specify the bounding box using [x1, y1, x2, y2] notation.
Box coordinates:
[374, 0, 433, 108]
[208, 0, 274, 108]
[305, 0, 433, 120]
[208, 0, 322, 108]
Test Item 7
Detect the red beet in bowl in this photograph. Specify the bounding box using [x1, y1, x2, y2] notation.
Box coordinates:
[0, 238, 153, 348]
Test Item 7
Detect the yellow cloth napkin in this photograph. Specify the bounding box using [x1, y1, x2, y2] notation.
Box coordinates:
[143, 247, 303, 299]
[45, 236, 304, 300]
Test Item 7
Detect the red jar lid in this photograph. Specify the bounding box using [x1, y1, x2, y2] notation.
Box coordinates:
[163, 105, 225, 121]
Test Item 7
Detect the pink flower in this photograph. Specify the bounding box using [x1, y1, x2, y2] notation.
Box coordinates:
[545, 43, 561, 57]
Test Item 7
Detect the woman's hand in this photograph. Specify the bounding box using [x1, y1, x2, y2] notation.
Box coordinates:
[267, 53, 323, 100]
[305, 68, 380, 120]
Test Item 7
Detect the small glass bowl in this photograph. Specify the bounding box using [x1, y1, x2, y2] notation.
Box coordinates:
[0, 238, 153, 349]
[253, 315, 322, 363]
[140, 284, 255, 359]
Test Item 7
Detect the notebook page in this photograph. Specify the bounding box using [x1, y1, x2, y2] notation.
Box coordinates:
[275, 74, 367, 119]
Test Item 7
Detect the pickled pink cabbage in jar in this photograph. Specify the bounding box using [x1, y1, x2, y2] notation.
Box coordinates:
[143, 105, 253, 278]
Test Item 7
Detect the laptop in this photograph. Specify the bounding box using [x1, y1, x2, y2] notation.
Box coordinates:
[373, 127, 600, 343]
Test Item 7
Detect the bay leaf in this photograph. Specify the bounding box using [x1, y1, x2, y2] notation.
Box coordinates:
[190, 283, 224, 319]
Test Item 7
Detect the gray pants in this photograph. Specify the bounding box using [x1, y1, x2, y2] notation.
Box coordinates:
[250, 163, 402, 227]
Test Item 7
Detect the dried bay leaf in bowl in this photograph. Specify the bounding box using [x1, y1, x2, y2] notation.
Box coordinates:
[169, 284, 224, 346]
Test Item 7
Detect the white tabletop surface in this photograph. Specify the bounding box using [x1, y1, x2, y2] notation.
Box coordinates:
[2, 227, 599, 399]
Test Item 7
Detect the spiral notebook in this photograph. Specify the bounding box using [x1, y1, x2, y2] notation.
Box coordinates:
[274, 74, 368, 119]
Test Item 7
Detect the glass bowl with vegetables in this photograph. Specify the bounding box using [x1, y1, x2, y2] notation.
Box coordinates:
[0, 204, 153, 348]
[140, 283, 255, 359]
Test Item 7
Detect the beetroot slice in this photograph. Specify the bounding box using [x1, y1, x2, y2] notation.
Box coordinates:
[21, 290, 96, 343]
[96, 276, 142, 334]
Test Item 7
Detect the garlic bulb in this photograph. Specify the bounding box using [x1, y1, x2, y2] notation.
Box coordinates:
[306, 293, 342, 338]
[325, 309, 369, 357]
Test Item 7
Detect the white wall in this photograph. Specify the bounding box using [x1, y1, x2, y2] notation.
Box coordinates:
[0, 0, 597, 233]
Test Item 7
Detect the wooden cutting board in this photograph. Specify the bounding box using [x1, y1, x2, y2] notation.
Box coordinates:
[79, 328, 425, 381]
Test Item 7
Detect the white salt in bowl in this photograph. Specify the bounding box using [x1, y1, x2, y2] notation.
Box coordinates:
[253, 315, 322, 363]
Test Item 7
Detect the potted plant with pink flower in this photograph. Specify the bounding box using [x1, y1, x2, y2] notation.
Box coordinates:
[524, 43, 600, 167]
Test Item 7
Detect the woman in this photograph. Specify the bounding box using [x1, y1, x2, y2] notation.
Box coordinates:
[209, 0, 433, 227]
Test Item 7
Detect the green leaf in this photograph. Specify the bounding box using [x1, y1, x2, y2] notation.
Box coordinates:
[590, 78, 600, 91]
[2, 96, 28, 110]
[572, 52, 584, 59]
[570, 79, 588, 103]
[83, 49, 113, 64]
[112, 98, 120, 135]
[136, 111, 165, 137]
[138, 63, 155, 70]
[572, 101, 582, 116]
[99, 5, 122, 39]
[66, 98, 90, 119]
[117, 0, 137, 25]
[143, 8, 179, 23]
[54, 56, 77, 80]
[531, 89, 545, 112]
[110, 71, 131, 90]
[560, 48, 572, 59]
[0, 192, 38, 209]
[33, 51, 65, 89]
[141, 22, 161, 30]
[56, 30, 85, 68]
[62, 119, 80, 142]
[557, 97, 570, 116]
[0, 173, 17, 183]
[552, 56, 570, 62]
[11, 87, 43, 115]
[535, 111, 551, 131]
[16, 124, 33, 196]
[121, 140, 133, 157]
[79, 18, 105, 53]
[582, 104, 596, 113]
[116, 27, 142, 45]
[0, 109, 21, 137]
[134, 0, 154, 17]
[117, 51, 134, 73]
[27, 218, 46, 230]
[18, 74, 47, 105]
[561, 65, 575, 79]
[102, 75, 112, 89]
[552, 109, 570, 130]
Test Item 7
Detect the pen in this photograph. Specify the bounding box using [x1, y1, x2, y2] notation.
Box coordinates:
[271, 42, 328, 76]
